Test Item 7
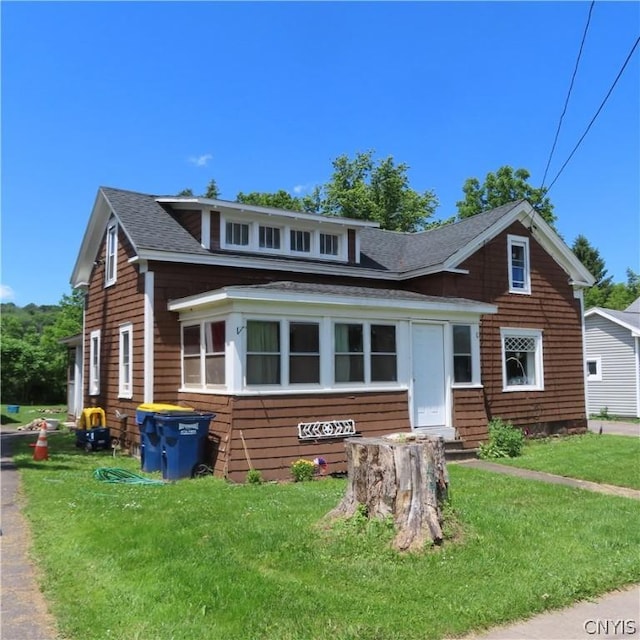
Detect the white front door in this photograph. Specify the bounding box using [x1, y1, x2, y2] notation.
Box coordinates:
[412, 324, 448, 430]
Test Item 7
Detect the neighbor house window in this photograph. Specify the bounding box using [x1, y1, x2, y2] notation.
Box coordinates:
[289, 322, 320, 384]
[225, 222, 249, 246]
[334, 323, 364, 383]
[370, 324, 397, 382]
[89, 329, 101, 395]
[501, 328, 543, 390]
[118, 323, 133, 398]
[246, 320, 280, 384]
[452, 325, 472, 383]
[259, 225, 281, 250]
[586, 357, 602, 382]
[182, 321, 226, 387]
[508, 235, 530, 294]
[320, 233, 339, 256]
[290, 229, 311, 253]
[105, 222, 118, 286]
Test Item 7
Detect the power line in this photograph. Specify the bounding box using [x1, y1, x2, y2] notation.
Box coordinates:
[541, 0, 595, 188]
[546, 35, 640, 195]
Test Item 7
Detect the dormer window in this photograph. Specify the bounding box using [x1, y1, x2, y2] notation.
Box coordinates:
[226, 222, 249, 246]
[320, 233, 339, 256]
[508, 235, 530, 294]
[290, 229, 311, 253]
[259, 225, 281, 250]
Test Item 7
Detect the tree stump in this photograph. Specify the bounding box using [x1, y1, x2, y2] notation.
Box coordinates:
[326, 435, 449, 552]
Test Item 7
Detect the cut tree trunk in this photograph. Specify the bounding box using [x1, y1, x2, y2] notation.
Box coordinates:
[326, 435, 449, 552]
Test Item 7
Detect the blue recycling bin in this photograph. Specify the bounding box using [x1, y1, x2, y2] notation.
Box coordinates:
[135, 404, 194, 473]
[156, 412, 214, 480]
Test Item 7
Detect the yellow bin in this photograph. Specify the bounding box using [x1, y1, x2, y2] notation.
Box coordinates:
[79, 407, 106, 428]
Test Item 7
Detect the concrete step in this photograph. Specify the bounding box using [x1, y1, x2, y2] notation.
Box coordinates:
[444, 441, 478, 461]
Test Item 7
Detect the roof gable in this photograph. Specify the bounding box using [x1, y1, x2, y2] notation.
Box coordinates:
[585, 306, 640, 336]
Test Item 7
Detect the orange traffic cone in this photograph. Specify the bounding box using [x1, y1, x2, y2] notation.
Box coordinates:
[33, 421, 49, 461]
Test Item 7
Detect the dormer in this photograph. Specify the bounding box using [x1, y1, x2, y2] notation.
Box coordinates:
[155, 196, 379, 265]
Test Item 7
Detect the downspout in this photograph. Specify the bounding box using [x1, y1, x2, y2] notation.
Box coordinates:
[576, 287, 589, 418]
[142, 265, 154, 403]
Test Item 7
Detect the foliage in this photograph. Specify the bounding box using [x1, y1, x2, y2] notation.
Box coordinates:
[0, 289, 83, 404]
[176, 179, 220, 200]
[457, 166, 556, 226]
[236, 189, 306, 211]
[245, 468, 263, 485]
[12, 434, 640, 640]
[478, 418, 525, 459]
[290, 458, 315, 482]
[312, 150, 440, 232]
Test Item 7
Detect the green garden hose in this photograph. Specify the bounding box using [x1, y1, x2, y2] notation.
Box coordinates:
[93, 467, 164, 485]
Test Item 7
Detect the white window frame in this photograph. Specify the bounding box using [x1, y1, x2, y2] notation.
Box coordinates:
[89, 329, 101, 396]
[258, 224, 282, 250]
[225, 221, 249, 247]
[320, 232, 339, 256]
[105, 222, 118, 287]
[586, 356, 602, 382]
[500, 327, 544, 391]
[118, 323, 133, 399]
[290, 229, 312, 254]
[507, 235, 531, 294]
[181, 320, 227, 389]
[451, 323, 481, 386]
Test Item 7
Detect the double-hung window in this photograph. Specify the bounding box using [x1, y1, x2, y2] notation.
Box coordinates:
[452, 325, 472, 383]
[182, 322, 226, 387]
[508, 235, 530, 294]
[105, 223, 117, 286]
[246, 320, 280, 385]
[118, 324, 133, 398]
[586, 357, 602, 381]
[501, 328, 543, 390]
[334, 323, 365, 383]
[289, 322, 320, 384]
[89, 330, 101, 395]
[370, 324, 397, 382]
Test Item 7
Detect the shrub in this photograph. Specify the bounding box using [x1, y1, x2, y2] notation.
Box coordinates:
[478, 418, 525, 459]
[246, 468, 263, 485]
[290, 459, 315, 482]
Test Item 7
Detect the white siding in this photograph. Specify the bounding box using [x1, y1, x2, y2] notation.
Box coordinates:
[585, 315, 639, 417]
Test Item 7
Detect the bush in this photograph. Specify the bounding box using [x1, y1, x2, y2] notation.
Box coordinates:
[290, 459, 315, 482]
[246, 468, 263, 484]
[478, 418, 525, 459]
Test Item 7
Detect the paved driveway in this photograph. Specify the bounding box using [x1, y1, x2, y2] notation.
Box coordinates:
[588, 419, 640, 437]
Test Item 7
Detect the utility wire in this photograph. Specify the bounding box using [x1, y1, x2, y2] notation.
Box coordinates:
[541, 0, 595, 188]
[546, 35, 640, 194]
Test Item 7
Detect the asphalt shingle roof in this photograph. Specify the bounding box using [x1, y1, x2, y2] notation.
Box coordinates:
[100, 186, 523, 275]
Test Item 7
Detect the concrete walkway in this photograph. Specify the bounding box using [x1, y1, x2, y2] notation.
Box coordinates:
[1, 430, 60, 639]
[459, 459, 640, 500]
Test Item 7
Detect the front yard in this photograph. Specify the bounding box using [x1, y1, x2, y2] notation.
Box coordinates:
[492, 432, 640, 490]
[11, 432, 640, 640]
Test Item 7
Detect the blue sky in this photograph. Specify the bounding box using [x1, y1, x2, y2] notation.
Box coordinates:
[2, 1, 638, 306]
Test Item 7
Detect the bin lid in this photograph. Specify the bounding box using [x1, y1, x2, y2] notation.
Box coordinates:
[136, 403, 194, 413]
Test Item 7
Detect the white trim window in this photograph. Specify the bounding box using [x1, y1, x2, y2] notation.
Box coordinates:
[182, 321, 226, 387]
[586, 356, 602, 382]
[290, 229, 311, 253]
[508, 235, 530, 294]
[452, 324, 481, 386]
[501, 328, 544, 391]
[259, 225, 281, 250]
[105, 222, 118, 286]
[246, 320, 280, 385]
[334, 322, 397, 384]
[89, 329, 101, 396]
[289, 322, 320, 384]
[320, 233, 339, 256]
[225, 222, 249, 247]
[118, 323, 133, 398]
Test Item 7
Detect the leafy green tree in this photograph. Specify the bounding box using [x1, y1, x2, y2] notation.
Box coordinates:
[457, 166, 556, 226]
[204, 179, 220, 199]
[313, 151, 439, 232]
[604, 269, 640, 310]
[572, 235, 614, 309]
[236, 190, 305, 211]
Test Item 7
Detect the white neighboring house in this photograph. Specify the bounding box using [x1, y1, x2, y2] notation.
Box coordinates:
[585, 297, 640, 418]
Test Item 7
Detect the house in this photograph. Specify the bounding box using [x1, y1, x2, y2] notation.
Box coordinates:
[584, 298, 640, 418]
[70, 187, 595, 481]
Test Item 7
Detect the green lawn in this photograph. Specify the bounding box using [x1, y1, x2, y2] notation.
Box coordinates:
[13, 433, 640, 640]
[1, 403, 67, 427]
[493, 433, 640, 490]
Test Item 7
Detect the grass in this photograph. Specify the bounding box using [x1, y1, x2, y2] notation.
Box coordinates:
[492, 433, 640, 490]
[11, 433, 640, 640]
[1, 403, 67, 427]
